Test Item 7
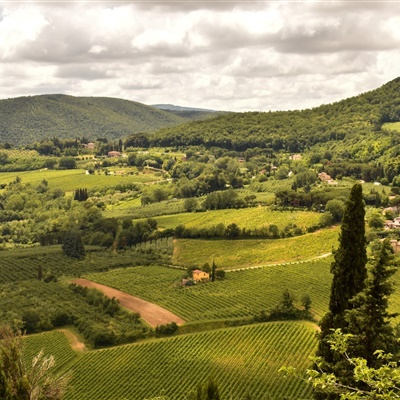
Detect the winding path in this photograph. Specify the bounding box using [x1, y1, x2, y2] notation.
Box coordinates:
[72, 278, 185, 327]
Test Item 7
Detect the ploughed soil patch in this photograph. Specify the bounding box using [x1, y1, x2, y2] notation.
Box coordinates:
[72, 278, 185, 327]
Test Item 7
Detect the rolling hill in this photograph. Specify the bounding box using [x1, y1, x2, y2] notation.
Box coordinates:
[0, 94, 191, 146]
[150, 77, 400, 160]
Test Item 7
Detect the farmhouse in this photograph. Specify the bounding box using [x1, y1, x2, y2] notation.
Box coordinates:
[385, 217, 400, 229]
[318, 172, 331, 181]
[192, 269, 210, 282]
[390, 239, 400, 253]
[108, 151, 121, 158]
[83, 142, 95, 149]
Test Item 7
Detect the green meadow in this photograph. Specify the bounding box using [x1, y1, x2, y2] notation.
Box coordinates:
[0, 168, 161, 191]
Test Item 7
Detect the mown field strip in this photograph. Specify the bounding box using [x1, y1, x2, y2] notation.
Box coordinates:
[64, 321, 317, 400]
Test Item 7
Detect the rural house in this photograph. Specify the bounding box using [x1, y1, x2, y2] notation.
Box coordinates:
[385, 217, 400, 229]
[192, 269, 210, 282]
[108, 151, 122, 158]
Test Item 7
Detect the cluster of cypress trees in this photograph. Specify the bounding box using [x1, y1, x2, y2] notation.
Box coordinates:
[74, 188, 88, 202]
[315, 183, 398, 399]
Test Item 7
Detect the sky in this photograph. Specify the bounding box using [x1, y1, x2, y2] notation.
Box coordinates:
[0, 1, 400, 112]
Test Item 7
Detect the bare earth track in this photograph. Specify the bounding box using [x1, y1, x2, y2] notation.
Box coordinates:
[72, 278, 185, 327]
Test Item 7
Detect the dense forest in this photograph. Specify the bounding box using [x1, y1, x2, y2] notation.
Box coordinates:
[0, 95, 215, 146]
[149, 77, 400, 159]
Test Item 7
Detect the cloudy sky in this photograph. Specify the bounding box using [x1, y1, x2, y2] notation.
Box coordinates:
[0, 1, 399, 112]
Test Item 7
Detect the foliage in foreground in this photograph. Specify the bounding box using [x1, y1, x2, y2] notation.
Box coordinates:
[0, 326, 69, 400]
[281, 329, 400, 399]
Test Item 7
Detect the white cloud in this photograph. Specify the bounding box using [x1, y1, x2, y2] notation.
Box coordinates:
[0, 1, 399, 111]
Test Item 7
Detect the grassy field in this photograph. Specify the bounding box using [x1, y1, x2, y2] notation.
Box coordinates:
[0, 168, 161, 191]
[84, 258, 333, 321]
[173, 226, 339, 268]
[64, 321, 317, 400]
[154, 208, 322, 231]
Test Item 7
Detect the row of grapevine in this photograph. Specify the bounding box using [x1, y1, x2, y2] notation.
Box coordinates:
[23, 330, 77, 371]
[0, 243, 173, 284]
[64, 321, 317, 400]
[84, 258, 333, 321]
[155, 208, 322, 232]
[172, 227, 339, 268]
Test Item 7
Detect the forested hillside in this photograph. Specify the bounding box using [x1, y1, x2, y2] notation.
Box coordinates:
[150, 78, 400, 160]
[0, 95, 189, 146]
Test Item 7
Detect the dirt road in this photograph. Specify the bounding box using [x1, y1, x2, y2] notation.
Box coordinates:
[72, 278, 185, 327]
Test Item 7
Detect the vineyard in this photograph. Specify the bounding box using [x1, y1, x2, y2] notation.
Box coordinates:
[84, 258, 333, 321]
[64, 321, 317, 400]
[23, 330, 77, 372]
[105, 197, 188, 219]
[172, 227, 339, 268]
[154, 208, 322, 232]
[0, 240, 173, 284]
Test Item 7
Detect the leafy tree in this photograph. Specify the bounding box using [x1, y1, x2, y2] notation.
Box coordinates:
[325, 199, 345, 223]
[184, 197, 198, 212]
[58, 157, 76, 169]
[62, 229, 86, 259]
[226, 223, 241, 238]
[0, 326, 69, 399]
[368, 212, 384, 229]
[0, 151, 9, 165]
[293, 329, 400, 399]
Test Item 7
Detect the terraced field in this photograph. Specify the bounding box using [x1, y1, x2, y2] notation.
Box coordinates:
[85, 258, 333, 321]
[64, 321, 317, 400]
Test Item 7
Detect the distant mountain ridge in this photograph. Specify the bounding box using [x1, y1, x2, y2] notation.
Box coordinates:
[151, 103, 219, 120]
[0, 94, 192, 146]
[151, 104, 216, 112]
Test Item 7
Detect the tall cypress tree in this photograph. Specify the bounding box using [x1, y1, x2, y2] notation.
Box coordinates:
[329, 183, 367, 320]
[316, 183, 368, 398]
[345, 239, 398, 367]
